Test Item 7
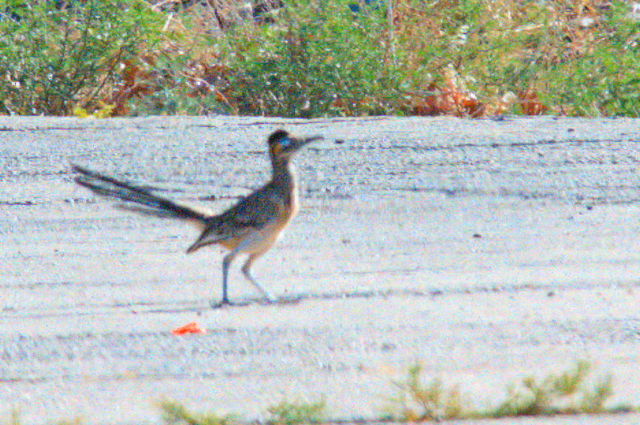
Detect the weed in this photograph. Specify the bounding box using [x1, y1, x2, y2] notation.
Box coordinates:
[154, 361, 631, 425]
[384, 360, 633, 421]
[383, 363, 467, 421]
[159, 399, 235, 425]
[157, 398, 325, 425]
[56, 418, 84, 425]
[492, 360, 612, 417]
[4, 410, 19, 425]
[267, 399, 326, 425]
[1, 410, 82, 425]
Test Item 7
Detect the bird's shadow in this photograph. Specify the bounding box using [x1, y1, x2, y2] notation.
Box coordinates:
[209, 294, 304, 309]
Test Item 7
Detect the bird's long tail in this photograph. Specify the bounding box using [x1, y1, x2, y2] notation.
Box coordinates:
[71, 164, 208, 225]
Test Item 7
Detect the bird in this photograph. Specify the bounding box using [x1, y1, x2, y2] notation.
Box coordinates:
[72, 129, 323, 307]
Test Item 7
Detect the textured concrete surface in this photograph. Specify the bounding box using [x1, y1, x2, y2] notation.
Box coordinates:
[2, 116, 640, 424]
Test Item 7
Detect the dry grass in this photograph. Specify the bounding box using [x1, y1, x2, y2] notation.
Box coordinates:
[1, 0, 638, 117]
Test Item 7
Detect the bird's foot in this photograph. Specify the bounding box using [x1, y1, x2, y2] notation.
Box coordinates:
[209, 295, 304, 309]
[209, 298, 250, 309]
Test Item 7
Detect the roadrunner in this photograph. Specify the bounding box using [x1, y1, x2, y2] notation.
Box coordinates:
[72, 129, 322, 306]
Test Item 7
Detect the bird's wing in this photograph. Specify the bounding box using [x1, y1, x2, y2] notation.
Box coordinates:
[186, 186, 282, 253]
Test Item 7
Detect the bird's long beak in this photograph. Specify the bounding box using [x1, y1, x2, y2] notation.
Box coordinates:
[290, 135, 324, 153]
[301, 135, 324, 145]
[306, 135, 324, 142]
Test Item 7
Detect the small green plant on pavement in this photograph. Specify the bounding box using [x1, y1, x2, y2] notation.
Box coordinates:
[384, 360, 633, 421]
[492, 360, 615, 417]
[158, 398, 325, 425]
[159, 399, 235, 425]
[267, 399, 326, 425]
[383, 363, 467, 421]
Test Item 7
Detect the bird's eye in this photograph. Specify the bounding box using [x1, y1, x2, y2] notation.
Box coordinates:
[279, 137, 291, 148]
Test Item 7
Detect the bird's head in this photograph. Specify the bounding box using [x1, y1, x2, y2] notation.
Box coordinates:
[267, 129, 323, 161]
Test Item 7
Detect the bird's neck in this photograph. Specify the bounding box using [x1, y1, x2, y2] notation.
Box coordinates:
[272, 156, 296, 184]
[271, 157, 298, 203]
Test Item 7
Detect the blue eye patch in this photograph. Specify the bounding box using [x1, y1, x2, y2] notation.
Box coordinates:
[279, 137, 291, 147]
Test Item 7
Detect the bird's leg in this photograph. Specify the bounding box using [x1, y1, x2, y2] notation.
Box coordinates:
[213, 251, 237, 307]
[241, 254, 276, 303]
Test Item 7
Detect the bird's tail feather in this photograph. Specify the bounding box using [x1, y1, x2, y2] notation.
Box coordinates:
[71, 164, 208, 223]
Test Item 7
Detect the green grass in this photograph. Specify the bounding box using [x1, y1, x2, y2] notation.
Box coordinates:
[0, 0, 165, 115]
[3, 361, 637, 424]
[383, 364, 468, 421]
[1, 0, 639, 117]
[157, 399, 325, 425]
[159, 399, 236, 425]
[490, 360, 609, 417]
[267, 399, 326, 425]
[384, 360, 635, 421]
[3, 410, 82, 425]
[153, 361, 633, 425]
[3, 410, 19, 425]
[212, 0, 399, 117]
